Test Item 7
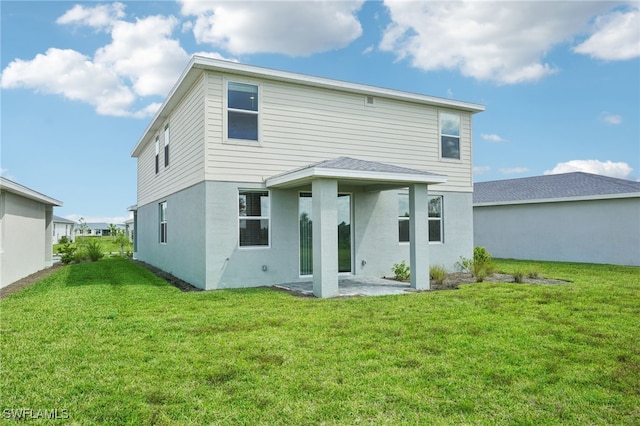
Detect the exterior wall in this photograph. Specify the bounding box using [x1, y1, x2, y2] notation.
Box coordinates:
[137, 179, 472, 290]
[204, 71, 473, 192]
[0, 191, 49, 288]
[137, 73, 206, 207]
[473, 197, 640, 266]
[135, 182, 207, 288]
[356, 190, 473, 277]
[53, 222, 74, 243]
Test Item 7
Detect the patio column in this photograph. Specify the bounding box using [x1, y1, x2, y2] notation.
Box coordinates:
[409, 183, 430, 290]
[312, 178, 339, 298]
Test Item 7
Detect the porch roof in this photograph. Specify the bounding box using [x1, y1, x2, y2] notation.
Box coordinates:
[265, 157, 447, 190]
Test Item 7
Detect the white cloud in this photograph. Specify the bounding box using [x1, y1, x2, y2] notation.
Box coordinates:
[380, 1, 617, 84]
[481, 133, 506, 142]
[473, 166, 491, 174]
[499, 167, 529, 174]
[56, 2, 125, 30]
[1, 3, 228, 118]
[544, 160, 633, 179]
[179, 0, 364, 56]
[573, 6, 640, 60]
[600, 112, 623, 125]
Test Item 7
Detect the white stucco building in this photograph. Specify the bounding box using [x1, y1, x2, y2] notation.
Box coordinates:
[474, 172, 640, 266]
[53, 215, 75, 243]
[1, 177, 62, 288]
[131, 56, 484, 297]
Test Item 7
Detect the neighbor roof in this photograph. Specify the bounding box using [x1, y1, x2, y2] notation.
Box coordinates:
[474, 172, 640, 205]
[0, 177, 62, 206]
[132, 56, 485, 157]
[266, 156, 446, 189]
[53, 215, 76, 224]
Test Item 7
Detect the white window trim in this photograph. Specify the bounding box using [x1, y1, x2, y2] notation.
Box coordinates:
[238, 189, 270, 249]
[224, 79, 262, 145]
[398, 192, 444, 244]
[159, 201, 167, 244]
[154, 136, 160, 174]
[164, 124, 170, 168]
[439, 111, 462, 162]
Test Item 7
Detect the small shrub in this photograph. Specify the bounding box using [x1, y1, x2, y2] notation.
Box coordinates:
[74, 247, 89, 263]
[57, 242, 76, 264]
[513, 270, 525, 283]
[85, 239, 104, 262]
[528, 268, 540, 279]
[392, 261, 410, 281]
[58, 236, 70, 244]
[430, 264, 447, 285]
[456, 246, 495, 282]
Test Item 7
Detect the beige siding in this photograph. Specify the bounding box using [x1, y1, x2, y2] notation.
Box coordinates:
[137, 73, 206, 207]
[204, 72, 473, 191]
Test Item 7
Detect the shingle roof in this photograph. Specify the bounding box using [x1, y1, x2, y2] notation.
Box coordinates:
[474, 172, 640, 204]
[53, 215, 76, 224]
[311, 157, 445, 177]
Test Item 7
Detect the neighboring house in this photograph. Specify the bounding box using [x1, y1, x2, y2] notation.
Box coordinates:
[74, 223, 125, 238]
[0, 177, 62, 288]
[53, 215, 75, 243]
[124, 217, 135, 242]
[473, 172, 640, 266]
[131, 56, 485, 297]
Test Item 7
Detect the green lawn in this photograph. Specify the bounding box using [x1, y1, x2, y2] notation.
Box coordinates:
[1, 258, 638, 424]
[54, 236, 132, 255]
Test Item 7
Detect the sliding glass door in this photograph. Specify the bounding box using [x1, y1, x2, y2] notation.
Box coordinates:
[299, 193, 352, 276]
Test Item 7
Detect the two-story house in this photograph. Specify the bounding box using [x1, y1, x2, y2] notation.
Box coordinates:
[131, 56, 484, 297]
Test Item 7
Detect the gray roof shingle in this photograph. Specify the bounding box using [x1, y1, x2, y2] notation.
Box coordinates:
[474, 172, 640, 204]
[312, 156, 444, 177]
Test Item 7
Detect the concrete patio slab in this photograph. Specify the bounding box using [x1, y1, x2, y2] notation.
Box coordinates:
[276, 276, 415, 297]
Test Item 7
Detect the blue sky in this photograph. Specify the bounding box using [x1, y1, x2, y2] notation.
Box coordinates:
[1, 1, 638, 224]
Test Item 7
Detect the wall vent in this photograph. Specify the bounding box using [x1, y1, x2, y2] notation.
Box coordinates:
[365, 95, 375, 106]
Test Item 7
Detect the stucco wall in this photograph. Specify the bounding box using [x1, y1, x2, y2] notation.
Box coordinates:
[0, 191, 49, 288]
[135, 182, 207, 288]
[473, 197, 640, 266]
[137, 181, 472, 289]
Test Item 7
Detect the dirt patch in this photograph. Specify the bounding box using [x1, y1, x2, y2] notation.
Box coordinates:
[400, 272, 570, 291]
[0, 263, 66, 300]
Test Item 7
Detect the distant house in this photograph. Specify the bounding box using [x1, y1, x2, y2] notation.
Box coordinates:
[74, 222, 126, 238]
[53, 215, 75, 243]
[1, 177, 62, 288]
[473, 172, 640, 266]
[130, 56, 485, 297]
[124, 217, 134, 242]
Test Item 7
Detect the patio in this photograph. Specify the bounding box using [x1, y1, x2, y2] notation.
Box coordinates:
[275, 276, 417, 297]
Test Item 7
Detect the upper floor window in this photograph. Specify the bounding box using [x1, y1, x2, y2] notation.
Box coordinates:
[398, 193, 444, 243]
[228, 82, 259, 141]
[239, 190, 269, 247]
[164, 124, 170, 167]
[154, 136, 160, 174]
[440, 112, 460, 160]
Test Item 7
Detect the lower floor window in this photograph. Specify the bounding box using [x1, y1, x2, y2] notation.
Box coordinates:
[239, 190, 269, 247]
[159, 201, 167, 243]
[398, 193, 443, 243]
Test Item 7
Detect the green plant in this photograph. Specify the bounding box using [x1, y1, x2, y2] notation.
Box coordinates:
[430, 264, 447, 285]
[85, 238, 104, 262]
[513, 269, 525, 283]
[57, 242, 76, 264]
[114, 229, 131, 257]
[528, 268, 540, 279]
[456, 246, 495, 282]
[392, 260, 410, 281]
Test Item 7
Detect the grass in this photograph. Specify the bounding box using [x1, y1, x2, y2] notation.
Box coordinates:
[1, 258, 638, 424]
[54, 236, 131, 255]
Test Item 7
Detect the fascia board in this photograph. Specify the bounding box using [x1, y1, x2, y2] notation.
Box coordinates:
[473, 192, 640, 207]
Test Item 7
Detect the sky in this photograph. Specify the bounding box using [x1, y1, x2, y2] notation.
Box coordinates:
[1, 1, 639, 224]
